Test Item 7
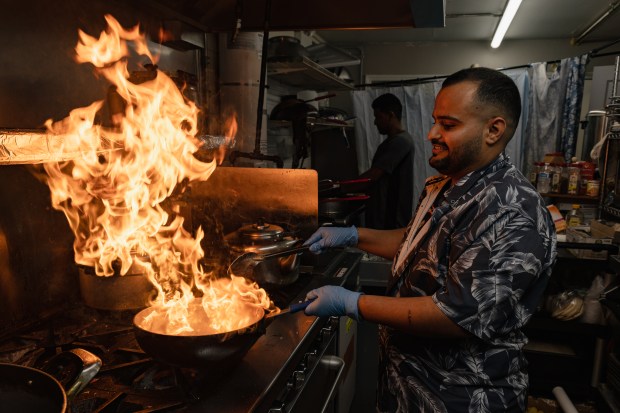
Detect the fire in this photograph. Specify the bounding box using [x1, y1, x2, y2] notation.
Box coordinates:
[40, 15, 272, 334]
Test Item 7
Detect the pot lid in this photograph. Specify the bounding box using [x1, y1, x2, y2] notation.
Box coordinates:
[237, 221, 284, 242]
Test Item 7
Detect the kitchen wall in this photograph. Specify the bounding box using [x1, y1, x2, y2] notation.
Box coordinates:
[0, 0, 198, 129]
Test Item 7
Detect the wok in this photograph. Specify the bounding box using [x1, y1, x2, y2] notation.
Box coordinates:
[134, 301, 266, 369]
[133, 298, 314, 369]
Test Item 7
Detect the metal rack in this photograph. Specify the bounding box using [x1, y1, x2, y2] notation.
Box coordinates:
[599, 55, 620, 219]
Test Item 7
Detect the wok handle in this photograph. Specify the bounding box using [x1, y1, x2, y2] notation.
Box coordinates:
[290, 299, 313, 313]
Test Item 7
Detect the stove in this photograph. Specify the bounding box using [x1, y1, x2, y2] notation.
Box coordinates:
[0, 250, 362, 413]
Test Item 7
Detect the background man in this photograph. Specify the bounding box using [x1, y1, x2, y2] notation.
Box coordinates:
[358, 93, 415, 230]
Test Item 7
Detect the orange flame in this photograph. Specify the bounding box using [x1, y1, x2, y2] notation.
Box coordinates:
[41, 15, 271, 334]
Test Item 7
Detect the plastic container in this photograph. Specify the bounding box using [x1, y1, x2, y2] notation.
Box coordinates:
[536, 163, 552, 194]
[550, 163, 562, 193]
[586, 180, 600, 197]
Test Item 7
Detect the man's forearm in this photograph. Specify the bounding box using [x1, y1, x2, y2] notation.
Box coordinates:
[357, 227, 406, 259]
[358, 295, 469, 338]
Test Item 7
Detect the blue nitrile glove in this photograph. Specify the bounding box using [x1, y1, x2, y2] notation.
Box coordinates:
[304, 286, 363, 321]
[302, 226, 358, 254]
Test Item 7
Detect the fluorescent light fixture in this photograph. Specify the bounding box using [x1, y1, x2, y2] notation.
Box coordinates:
[491, 0, 523, 48]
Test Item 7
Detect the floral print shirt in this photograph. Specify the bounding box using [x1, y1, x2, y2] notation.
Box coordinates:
[378, 153, 557, 413]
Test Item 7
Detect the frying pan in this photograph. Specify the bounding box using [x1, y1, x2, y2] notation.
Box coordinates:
[0, 364, 66, 413]
[318, 178, 371, 196]
[0, 348, 101, 413]
[133, 298, 314, 369]
[319, 195, 369, 217]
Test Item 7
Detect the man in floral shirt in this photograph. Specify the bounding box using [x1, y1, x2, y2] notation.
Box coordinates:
[303, 67, 557, 412]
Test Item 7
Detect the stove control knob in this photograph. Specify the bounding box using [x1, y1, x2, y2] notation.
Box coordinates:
[292, 370, 306, 389]
[269, 401, 286, 413]
[304, 350, 318, 366]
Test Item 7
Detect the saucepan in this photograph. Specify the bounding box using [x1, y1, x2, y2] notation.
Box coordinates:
[319, 195, 369, 217]
[133, 299, 312, 369]
[0, 348, 101, 413]
[228, 245, 310, 280]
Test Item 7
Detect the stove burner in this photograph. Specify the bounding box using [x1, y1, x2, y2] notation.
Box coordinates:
[0, 270, 320, 412]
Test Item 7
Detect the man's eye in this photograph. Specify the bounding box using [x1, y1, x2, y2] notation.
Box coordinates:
[441, 123, 455, 130]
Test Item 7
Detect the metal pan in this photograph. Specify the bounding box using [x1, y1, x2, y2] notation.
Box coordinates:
[319, 195, 369, 217]
[133, 298, 314, 369]
[0, 348, 101, 413]
[318, 178, 371, 195]
[133, 301, 266, 369]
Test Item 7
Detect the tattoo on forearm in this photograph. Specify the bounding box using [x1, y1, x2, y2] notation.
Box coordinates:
[408, 309, 413, 326]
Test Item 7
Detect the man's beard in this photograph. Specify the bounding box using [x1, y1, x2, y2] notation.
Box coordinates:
[429, 135, 483, 177]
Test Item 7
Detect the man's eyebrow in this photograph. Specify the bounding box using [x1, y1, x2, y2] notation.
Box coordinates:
[434, 115, 460, 122]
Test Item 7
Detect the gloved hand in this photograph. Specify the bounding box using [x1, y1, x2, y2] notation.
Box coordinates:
[302, 226, 358, 254]
[304, 286, 363, 321]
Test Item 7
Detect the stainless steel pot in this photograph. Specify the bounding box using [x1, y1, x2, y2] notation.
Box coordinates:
[78, 258, 154, 311]
[226, 221, 302, 285]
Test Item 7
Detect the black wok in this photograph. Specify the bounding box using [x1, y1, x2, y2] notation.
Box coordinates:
[133, 302, 267, 369]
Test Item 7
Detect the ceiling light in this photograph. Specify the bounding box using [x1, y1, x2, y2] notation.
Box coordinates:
[491, 0, 523, 48]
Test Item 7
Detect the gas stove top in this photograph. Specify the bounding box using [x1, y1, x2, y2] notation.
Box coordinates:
[0, 250, 362, 413]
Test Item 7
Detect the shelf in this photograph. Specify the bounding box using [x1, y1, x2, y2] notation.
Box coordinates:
[540, 193, 600, 203]
[267, 56, 354, 91]
[268, 117, 355, 131]
[525, 314, 610, 338]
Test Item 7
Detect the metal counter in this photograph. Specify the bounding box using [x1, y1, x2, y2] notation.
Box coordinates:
[185, 250, 362, 413]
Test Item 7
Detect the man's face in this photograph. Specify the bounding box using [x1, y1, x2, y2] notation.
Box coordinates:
[373, 109, 391, 135]
[428, 81, 495, 181]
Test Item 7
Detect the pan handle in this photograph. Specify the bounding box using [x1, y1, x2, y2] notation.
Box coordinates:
[256, 245, 310, 260]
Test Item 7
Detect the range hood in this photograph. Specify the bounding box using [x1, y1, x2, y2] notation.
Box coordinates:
[143, 0, 445, 32]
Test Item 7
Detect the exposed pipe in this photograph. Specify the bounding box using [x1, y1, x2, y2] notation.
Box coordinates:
[573, 1, 620, 45]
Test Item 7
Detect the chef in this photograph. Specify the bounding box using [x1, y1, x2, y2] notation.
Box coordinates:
[303, 67, 557, 412]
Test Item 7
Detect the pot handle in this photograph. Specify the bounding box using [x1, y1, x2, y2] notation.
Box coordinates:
[256, 245, 309, 260]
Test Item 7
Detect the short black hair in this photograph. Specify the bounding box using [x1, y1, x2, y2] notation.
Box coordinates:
[372, 93, 403, 120]
[442, 67, 521, 138]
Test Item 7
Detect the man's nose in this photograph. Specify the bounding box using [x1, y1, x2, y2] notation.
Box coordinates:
[427, 124, 440, 141]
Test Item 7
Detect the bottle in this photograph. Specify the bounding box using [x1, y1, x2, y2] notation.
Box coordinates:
[567, 163, 581, 195]
[566, 204, 584, 228]
[536, 163, 552, 194]
[550, 163, 561, 193]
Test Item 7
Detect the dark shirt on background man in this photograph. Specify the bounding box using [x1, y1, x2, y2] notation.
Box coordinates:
[359, 93, 415, 230]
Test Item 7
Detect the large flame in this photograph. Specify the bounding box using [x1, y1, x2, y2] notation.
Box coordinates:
[41, 15, 271, 334]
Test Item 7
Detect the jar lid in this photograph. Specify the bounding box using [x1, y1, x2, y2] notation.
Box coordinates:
[236, 221, 284, 242]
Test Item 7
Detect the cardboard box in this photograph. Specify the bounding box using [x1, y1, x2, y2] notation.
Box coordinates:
[590, 219, 620, 243]
[566, 228, 613, 260]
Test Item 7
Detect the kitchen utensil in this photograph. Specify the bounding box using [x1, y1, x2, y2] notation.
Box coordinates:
[267, 36, 309, 59]
[226, 221, 304, 285]
[0, 348, 101, 413]
[318, 178, 372, 195]
[319, 195, 369, 217]
[265, 299, 314, 319]
[228, 245, 309, 279]
[133, 299, 266, 369]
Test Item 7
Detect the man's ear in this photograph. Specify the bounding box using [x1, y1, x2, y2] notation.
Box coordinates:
[484, 117, 506, 145]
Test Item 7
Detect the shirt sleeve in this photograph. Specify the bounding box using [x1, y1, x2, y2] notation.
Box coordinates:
[432, 208, 552, 342]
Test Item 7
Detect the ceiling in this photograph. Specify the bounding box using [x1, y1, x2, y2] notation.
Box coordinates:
[316, 0, 620, 48]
